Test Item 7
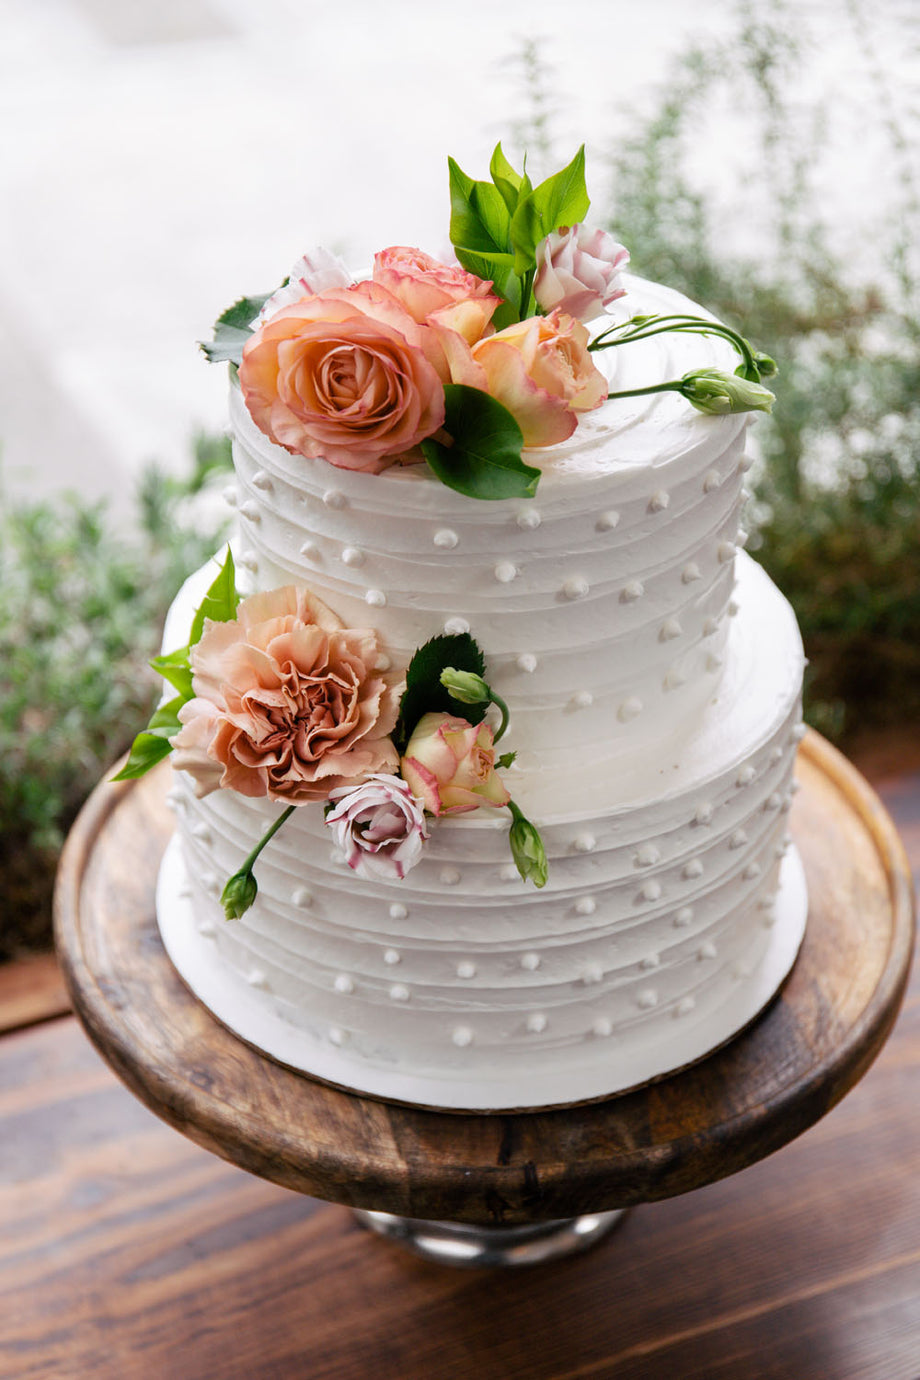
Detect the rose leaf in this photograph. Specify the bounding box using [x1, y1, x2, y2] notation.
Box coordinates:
[395, 633, 487, 753]
[509, 145, 590, 274]
[188, 547, 240, 648]
[111, 695, 185, 781]
[200, 293, 271, 365]
[421, 385, 540, 502]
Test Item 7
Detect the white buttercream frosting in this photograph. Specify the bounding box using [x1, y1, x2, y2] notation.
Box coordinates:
[156, 276, 807, 1110]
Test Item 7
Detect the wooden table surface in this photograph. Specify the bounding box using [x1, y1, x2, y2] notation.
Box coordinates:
[2, 759, 919, 1379]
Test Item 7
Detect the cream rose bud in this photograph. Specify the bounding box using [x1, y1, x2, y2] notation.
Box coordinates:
[471, 310, 609, 448]
[534, 224, 630, 323]
[325, 775, 429, 881]
[400, 713, 511, 815]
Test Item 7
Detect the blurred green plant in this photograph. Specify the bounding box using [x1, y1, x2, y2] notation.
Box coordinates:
[601, 0, 920, 741]
[0, 434, 231, 958]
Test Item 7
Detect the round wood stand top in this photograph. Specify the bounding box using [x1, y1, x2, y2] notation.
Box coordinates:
[54, 732, 915, 1227]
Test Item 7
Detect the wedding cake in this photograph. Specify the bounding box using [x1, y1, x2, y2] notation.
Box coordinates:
[130, 146, 807, 1110]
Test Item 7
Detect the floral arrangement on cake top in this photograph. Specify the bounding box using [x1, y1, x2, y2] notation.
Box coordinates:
[203, 145, 777, 501]
[116, 551, 545, 917]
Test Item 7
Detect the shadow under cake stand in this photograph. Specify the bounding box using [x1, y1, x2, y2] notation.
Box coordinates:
[54, 732, 915, 1267]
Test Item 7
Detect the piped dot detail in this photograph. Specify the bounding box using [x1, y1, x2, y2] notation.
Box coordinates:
[292, 888, 313, 908]
[516, 653, 537, 673]
[674, 907, 694, 927]
[562, 576, 589, 600]
[596, 510, 620, 531]
[444, 617, 470, 635]
[323, 489, 346, 509]
[389, 902, 408, 920]
[618, 696, 643, 722]
[494, 561, 517, 583]
[365, 589, 387, 607]
[433, 528, 458, 549]
[334, 974, 354, 995]
[527, 1013, 547, 1034]
[621, 580, 644, 603]
[521, 952, 541, 972]
[682, 563, 701, 584]
[341, 546, 365, 567]
[648, 489, 670, 512]
[389, 984, 410, 1003]
[457, 961, 477, 979]
[452, 1026, 473, 1048]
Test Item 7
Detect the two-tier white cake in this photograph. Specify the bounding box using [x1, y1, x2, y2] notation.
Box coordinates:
[156, 275, 807, 1110]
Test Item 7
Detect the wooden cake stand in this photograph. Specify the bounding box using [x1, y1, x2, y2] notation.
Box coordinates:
[54, 732, 915, 1267]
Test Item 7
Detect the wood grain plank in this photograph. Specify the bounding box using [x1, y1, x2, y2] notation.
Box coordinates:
[0, 752, 914, 1378]
[0, 951, 69, 1034]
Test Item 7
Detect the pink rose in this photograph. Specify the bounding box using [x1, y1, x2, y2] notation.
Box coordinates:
[470, 309, 608, 447]
[259, 247, 355, 322]
[325, 774, 429, 880]
[533, 224, 629, 322]
[172, 585, 401, 804]
[373, 246, 499, 324]
[400, 713, 511, 816]
[239, 281, 445, 473]
[372, 246, 500, 387]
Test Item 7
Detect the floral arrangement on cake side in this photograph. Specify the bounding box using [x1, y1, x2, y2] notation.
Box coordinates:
[116, 549, 544, 916]
[117, 143, 777, 916]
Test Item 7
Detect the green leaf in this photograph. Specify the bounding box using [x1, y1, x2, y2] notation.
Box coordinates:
[188, 548, 240, 648]
[111, 695, 185, 781]
[395, 633, 487, 753]
[449, 158, 505, 255]
[469, 182, 511, 253]
[510, 145, 590, 274]
[149, 646, 193, 700]
[453, 247, 523, 320]
[200, 294, 271, 365]
[421, 385, 541, 502]
[490, 143, 526, 215]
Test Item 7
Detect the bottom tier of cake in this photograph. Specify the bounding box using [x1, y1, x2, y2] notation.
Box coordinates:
[156, 552, 807, 1111]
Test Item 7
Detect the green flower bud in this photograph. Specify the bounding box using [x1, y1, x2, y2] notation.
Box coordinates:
[508, 802, 548, 889]
[221, 868, 258, 920]
[753, 351, 778, 379]
[440, 668, 491, 704]
[680, 368, 774, 416]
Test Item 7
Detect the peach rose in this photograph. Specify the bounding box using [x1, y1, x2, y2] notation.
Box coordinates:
[470, 309, 608, 447]
[172, 585, 401, 804]
[239, 281, 445, 473]
[373, 246, 499, 324]
[400, 712, 511, 815]
[373, 247, 499, 388]
[534, 225, 629, 322]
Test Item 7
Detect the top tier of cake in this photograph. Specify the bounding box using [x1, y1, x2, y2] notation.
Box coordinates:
[226, 276, 751, 781]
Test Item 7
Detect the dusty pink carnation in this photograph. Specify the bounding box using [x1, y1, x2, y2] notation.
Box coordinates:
[239, 280, 445, 473]
[172, 586, 401, 804]
[400, 712, 511, 816]
[534, 224, 629, 322]
[325, 774, 429, 880]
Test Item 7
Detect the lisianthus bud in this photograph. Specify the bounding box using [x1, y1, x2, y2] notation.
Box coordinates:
[752, 352, 778, 379]
[679, 368, 775, 416]
[508, 802, 548, 888]
[221, 869, 258, 920]
[440, 668, 491, 705]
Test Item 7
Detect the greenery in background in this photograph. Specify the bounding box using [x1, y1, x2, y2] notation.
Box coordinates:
[598, 1, 920, 740]
[511, 3, 920, 740]
[0, 435, 231, 958]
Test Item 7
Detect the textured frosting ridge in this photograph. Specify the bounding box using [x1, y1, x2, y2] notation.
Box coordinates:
[156, 275, 808, 1109]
